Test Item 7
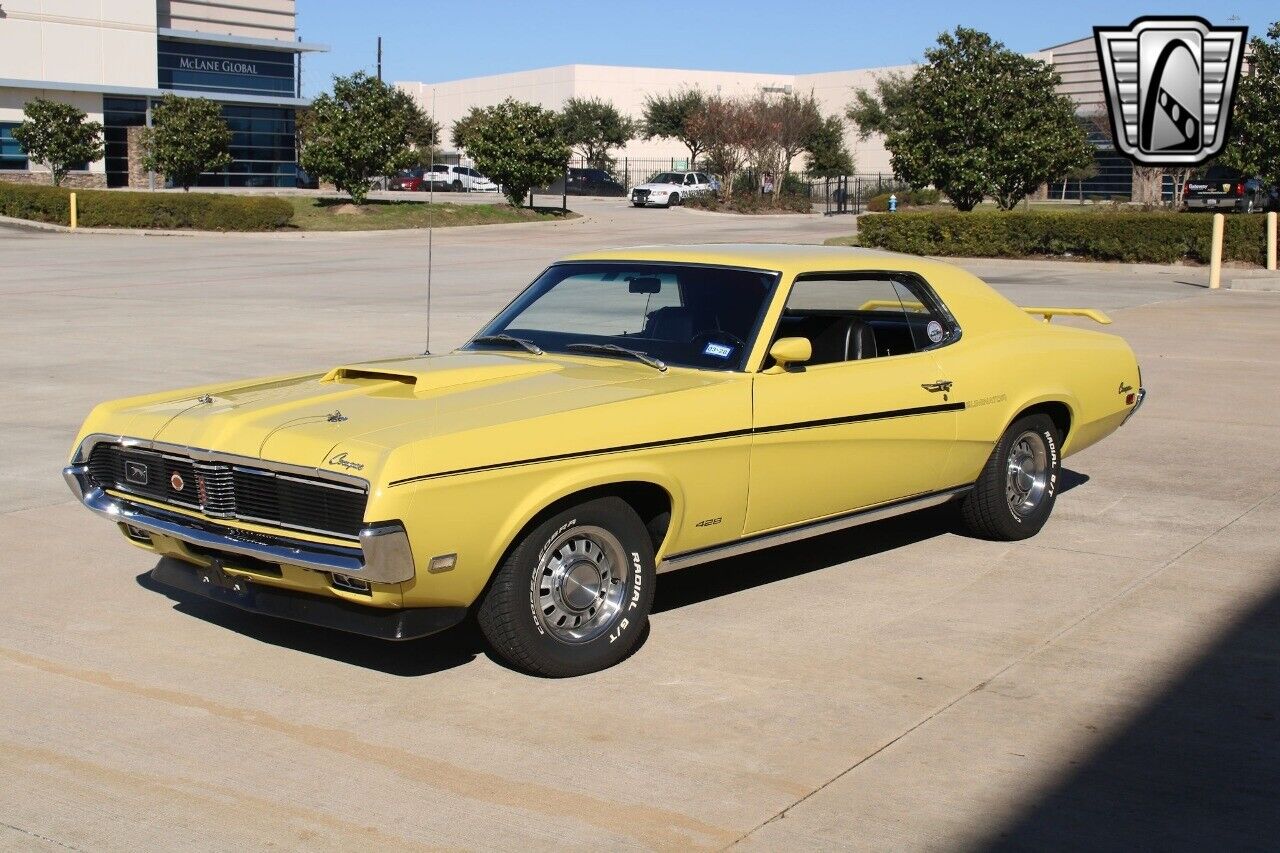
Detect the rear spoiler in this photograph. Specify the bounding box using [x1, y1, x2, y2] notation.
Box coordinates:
[1021, 306, 1112, 325]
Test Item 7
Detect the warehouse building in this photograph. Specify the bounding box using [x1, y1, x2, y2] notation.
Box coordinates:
[0, 1, 324, 188]
[397, 39, 1144, 195]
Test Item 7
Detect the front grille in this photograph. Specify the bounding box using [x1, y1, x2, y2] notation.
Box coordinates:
[87, 443, 367, 539]
[632, 189, 650, 201]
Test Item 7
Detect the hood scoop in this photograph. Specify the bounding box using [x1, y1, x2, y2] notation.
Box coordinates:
[321, 357, 560, 395]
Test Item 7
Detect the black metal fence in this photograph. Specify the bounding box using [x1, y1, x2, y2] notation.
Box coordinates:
[805, 175, 910, 214]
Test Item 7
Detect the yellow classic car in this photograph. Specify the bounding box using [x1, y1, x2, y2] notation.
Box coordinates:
[64, 245, 1144, 676]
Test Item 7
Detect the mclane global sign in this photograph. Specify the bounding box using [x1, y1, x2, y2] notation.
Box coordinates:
[1094, 17, 1247, 167]
[178, 55, 260, 75]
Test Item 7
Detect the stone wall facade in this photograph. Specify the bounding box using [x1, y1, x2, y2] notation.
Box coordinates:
[125, 126, 159, 188]
[0, 171, 107, 189]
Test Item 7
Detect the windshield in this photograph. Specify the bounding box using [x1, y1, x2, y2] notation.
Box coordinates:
[466, 262, 779, 370]
[648, 173, 682, 185]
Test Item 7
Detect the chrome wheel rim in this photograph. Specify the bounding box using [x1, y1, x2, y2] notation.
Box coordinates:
[534, 525, 628, 644]
[1006, 430, 1050, 517]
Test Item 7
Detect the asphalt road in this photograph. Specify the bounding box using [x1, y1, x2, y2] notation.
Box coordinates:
[1, 200, 1277, 850]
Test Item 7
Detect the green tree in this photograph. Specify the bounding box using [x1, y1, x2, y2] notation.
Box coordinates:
[804, 115, 854, 177]
[11, 98, 104, 186]
[642, 89, 707, 166]
[452, 111, 480, 151]
[142, 95, 231, 191]
[880, 28, 1090, 210]
[460, 98, 569, 207]
[300, 72, 431, 203]
[846, 70, 916, 140]
[559, 97, 634, 171]
[1222, 21, 1280, 187]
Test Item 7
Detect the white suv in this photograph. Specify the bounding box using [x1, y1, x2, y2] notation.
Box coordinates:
[630, 171, 719, 207]
[425, 164, 498, 193]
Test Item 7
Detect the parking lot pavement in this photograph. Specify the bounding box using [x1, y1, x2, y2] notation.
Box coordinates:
[1, 209, 1276, 849]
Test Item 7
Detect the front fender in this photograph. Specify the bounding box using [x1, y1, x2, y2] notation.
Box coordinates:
[394, 459, 689, 609]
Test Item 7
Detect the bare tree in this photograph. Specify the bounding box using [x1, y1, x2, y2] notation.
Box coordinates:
[687, 96, 749, 199]
[771, 92, 822, 182]
[1086, 108, 1177, 207]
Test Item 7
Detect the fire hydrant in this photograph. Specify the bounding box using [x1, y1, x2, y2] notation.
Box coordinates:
[888, 193, 898, 213]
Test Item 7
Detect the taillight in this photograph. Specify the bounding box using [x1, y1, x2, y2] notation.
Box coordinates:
[1182, 183, 1190, 197]
[1236, 182, 1245, 196]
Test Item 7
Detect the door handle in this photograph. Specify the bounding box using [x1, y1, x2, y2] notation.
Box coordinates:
[921, 380, 953, 393]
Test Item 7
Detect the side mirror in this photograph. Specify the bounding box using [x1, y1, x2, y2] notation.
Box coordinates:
[766, 337, 812, 373]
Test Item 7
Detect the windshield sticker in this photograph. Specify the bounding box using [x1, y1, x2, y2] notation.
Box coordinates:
[926, 320, 945, 344]
[703, 342, 734, 359]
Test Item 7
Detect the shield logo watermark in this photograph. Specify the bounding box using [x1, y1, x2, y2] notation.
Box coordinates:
[1094, 17, 1247, 166]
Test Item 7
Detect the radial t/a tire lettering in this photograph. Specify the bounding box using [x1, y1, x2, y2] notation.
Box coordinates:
[477, 497, 656, 677]
[960, 413, 1062, 541]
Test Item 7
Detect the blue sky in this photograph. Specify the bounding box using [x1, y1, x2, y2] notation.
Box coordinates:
[298, 1, 1276, 96]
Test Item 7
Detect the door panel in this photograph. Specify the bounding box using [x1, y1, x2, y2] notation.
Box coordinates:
[746, 351, 957, 534]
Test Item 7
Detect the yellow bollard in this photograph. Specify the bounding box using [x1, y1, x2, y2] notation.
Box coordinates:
[1268, 211, 1277, 271]
[1208, 212, 1224, 289]
[69, 192, 77, 229]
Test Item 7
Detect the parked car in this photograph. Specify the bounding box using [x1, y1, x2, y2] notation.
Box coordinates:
[420, 164, 498, 193]
[448, 165, 499, 193]
[388, 168, 425, 191]
[631, 171, 719, 207]
[542, 167, 627, 197]
[64, 245, 1143, 676]
[1183, 166, 1275, 213]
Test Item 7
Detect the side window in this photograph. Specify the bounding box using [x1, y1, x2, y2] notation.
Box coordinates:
[685, 174, 697, 185]
[775, 274, 955, 366]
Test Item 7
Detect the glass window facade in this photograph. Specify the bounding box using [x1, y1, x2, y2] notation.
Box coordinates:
[103, 97, 147, 187]
[197, 105, 298, 187]
[0, 122, 28, 170]
[102, 99, 299, 189]
[158, 40, 296, 98]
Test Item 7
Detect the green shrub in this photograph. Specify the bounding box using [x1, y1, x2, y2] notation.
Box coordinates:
[866, 188, 941, 212]
[685, 192, 811, 214]
[855, 210, 1269, 265]
[0, 181, 293, 231]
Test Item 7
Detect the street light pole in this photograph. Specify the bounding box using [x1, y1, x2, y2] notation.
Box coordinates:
[377, 36, 382, 81]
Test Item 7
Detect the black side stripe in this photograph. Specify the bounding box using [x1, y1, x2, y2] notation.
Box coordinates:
[388, 401, 965, 487]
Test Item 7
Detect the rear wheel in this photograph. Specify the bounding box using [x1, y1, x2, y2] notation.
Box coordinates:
[960, 414, 1061, 541]
[477, 497, 655, 677]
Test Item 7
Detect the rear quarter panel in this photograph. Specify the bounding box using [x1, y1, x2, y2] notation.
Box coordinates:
[935, 323, 1139, 488]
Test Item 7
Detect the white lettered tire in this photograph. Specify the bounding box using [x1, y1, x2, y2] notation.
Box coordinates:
[959, 413, 1062, 541]
[477, 497, 655, 676]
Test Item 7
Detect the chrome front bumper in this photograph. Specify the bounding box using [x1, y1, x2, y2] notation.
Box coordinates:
[1122, 387, 1147, 426]
[62, 464, 416, 584]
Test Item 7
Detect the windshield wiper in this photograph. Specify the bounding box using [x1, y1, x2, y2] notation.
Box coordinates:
[471, 334, 543, 355]
[566, 342, 667, 372]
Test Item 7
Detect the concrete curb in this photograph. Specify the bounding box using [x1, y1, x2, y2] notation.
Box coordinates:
[676, 206, 823, 220]
[1226, 276, 1280, 292]
[0, 209, 587, 238]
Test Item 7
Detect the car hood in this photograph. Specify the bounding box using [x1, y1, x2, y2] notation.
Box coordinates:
[93, 351, 748, 482]
[634, 183, 679, 191]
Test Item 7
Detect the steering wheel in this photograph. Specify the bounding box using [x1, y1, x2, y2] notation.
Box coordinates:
[691, 329, 747, 350]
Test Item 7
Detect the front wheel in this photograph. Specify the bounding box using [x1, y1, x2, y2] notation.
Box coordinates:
[666, 192, 680, 208]
[477, 497, 655, 676]
[959, 413, 1061, 541]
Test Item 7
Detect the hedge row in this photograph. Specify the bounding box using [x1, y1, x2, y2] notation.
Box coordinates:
[0, 181, 294, 231]
[856, 210, 1270, 265]
[865, 188, 941, 212]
